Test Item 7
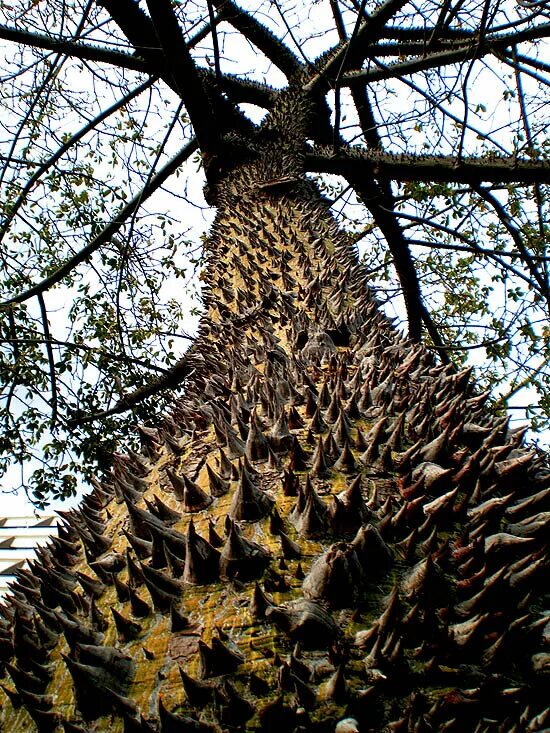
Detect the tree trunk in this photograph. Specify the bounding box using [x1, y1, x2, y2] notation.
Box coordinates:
[0, 94, 548, 733]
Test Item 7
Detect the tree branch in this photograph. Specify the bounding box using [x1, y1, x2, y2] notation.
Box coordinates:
[345, 86, 443, 350]
[405, 237, 550, 263]
[0, 336, 170, 374]
[341, 23, 550, 87]
[395, 232, 543, 291]
[305, 0, 418, 92]
[494, 361, 548, 407]
[220, 74, 277, 108]
[0, 138, 198, 308]
[391, 207, 550, 262]
[429, 336, 508, 351]
[144, 0, 220, 155]
[353, 176, 447, 350]
[0, 15, 216, 83]
[98, 0, 220, 157]
[333, 0, 367, 150]
[473, 185, 550, 309]
[305, 148, 550, 185]
[329, 0, 347, 42]
[206, 0, 222, 81]
[501, 48, 550, 76]
[0, 23, 150, 72]
[358, 39, 472, 57]
[68, 348, 205, 426]
[379, 20, 548, 43]
[36, 293, 58, 428]
[311, 81, 446, 355]
[212, 0, 302, 78]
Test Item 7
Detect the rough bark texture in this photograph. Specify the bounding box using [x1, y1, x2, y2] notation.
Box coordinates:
[0, 91, 548, 733]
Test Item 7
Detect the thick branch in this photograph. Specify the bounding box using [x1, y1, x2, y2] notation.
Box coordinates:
[0, 139, 198, 308]
[306, 149, 550, 185]
[379, 20, 547, 42]
[212, 0, 302, 78]
[306, 0, 415, 92]
[359, 40, 479, 57]
[144, 0, 220, 155]
[330, 0, 347, 41]
[99, 0, 220, 156]
[341, 23, 550, 87]
[98, 2, 262, 152]
[0, 23, 150, 72]
[220, 74, 276, 108]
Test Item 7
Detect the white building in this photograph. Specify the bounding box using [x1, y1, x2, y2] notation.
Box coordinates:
[0, 515, 58, 597]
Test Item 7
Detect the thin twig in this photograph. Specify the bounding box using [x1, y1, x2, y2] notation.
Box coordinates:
[36, 293, 58, 428]
[206, 0, 222, 80]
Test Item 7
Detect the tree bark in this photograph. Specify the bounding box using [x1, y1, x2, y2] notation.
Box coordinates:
[0, 92, 548, 733]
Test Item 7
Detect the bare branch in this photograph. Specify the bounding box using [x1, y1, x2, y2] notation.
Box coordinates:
[206, 0, 222, 81]
[497, 48, 550, 87]
[344, 87, 446, 351]
[341, 23, 550, 87]
[392, 208, 550, 262]
[212, 0, 302, 78]
[398, 232, 544, 291]
[353, 177, 448, 352]
[429, 336, 508, 351]
[379, 17, 546, 41]
[68, 350, 201, 425]
[305, 0, 411, 92]
[501, 48, 550, 76]
[473, 185, 550, 308]
[329, 0, 347, 42]
[405, 237, 550, 264]
[494, 361, 549, 407]
[220, 74, 276, 108]
[144, 0, 219, 155]
[36, 293, 58, 428]
[305, 148, 550, 185]
[333, 0, 367, 150]
[0, 336, 170, 374]
[0, 23, 150, 72]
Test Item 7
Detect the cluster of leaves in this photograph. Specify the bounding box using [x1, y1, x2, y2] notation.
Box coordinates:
[0, 0, 207, 505]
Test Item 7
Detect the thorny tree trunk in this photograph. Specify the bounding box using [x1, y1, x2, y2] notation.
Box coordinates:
[0, 91, 548, 733]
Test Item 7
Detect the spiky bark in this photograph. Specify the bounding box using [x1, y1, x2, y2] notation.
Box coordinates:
[0, 90, 548, 733]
